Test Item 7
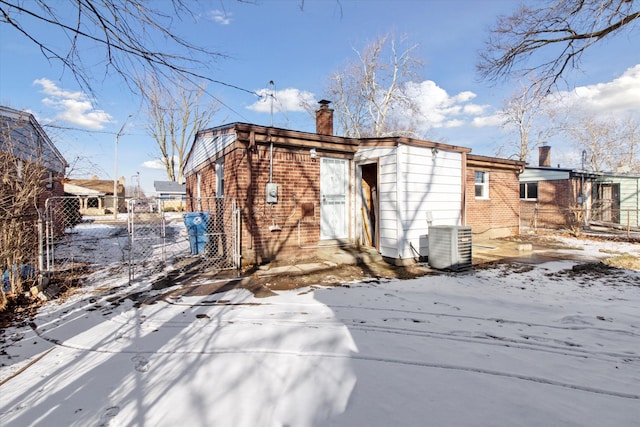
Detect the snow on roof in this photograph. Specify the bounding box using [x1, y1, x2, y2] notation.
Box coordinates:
[154, 180, 186, 194]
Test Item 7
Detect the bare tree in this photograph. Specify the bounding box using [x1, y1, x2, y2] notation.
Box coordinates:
[496, 81, 560, 162]
[141, 77, 219, 184]
[0, 129, 46, 307]
[568, 114, 640, 173]
[478, 0, 640, 90]
[326, 33, 424, 138]
[0, 0, 230, 95]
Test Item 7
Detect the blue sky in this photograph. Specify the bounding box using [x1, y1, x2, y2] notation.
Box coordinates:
[1, 0, 639, 193]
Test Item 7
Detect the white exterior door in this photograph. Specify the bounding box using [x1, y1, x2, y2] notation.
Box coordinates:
[320, 157, 348, 239]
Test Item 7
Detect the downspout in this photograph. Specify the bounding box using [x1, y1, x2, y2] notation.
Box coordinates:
[269, 81, 275, 185]
[518, 163, 525, 235]
[461, 152, 467, 226]
[265, 128, 273, 185]
[270, 138, 273, 184]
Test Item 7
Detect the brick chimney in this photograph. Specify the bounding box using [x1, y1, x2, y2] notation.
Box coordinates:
[316, 100, 333, 136]
[539, 145, 551, 167]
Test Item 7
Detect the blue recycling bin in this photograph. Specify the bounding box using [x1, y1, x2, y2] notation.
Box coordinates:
[3, 264, 36, 291]
[183, 212, 210, 255]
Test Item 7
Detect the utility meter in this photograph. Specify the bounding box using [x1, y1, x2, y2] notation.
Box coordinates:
[266, 183, 278, 204]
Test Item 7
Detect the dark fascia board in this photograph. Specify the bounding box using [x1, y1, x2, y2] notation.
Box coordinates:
[467, 153, 525, 171]
[196, 122, 474, 155]
[525, 166, 576, 173]
[194, 122, 360, 157]
[234, 123, 359, 149]
[358, 136, 471, 153]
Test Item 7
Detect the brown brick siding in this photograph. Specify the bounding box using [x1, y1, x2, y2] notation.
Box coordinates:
[187, 145, 324, 264]
[465, 167, 520, 238]
[37, 170, 66, 210]
[520, 179, 582, 229]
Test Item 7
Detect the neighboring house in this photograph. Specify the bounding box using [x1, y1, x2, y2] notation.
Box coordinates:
[519, 145, 640, 231]
[0, 105, 68, 211]
[184, 101, 524, 266]
[519, 146, 598, 230]
[154, 180, 186, 211]
[64, 177, 126, 215]
[591, 173, 640, 229]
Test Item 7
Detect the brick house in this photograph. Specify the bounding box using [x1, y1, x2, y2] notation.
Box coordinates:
[591, 172, 640, 229]
[0, 106, 67, 212]
[1, 106, 68, 285]
[519, 145, 598, 230]
[520, 145, 639, 231]
[466, 154, 525, 239]
[184, 101, 524, 266]
[64, 177, 126, 215]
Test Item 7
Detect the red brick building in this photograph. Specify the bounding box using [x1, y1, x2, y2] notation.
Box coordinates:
[465, 154, 525, 239]
[184, 102, 525, 266]
[519, 146, 598, 230]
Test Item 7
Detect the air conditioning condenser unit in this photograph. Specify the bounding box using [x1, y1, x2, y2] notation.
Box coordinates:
[428, 225, 472, 271]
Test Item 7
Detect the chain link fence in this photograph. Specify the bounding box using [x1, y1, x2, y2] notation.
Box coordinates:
[42, 196, 240, 287]
[520, 205, 640, 237]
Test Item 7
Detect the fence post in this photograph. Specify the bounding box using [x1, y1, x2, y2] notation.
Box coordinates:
[627, 210, 631, 238]
[37, 209, 44, 286]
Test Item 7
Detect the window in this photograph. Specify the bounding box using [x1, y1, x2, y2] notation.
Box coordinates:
[215, 158, 224, 197]
[474, 171, 489, 198]
[520, 182, 538, 200]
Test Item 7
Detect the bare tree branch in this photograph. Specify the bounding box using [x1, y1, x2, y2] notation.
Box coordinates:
[496, 79, 560, 162]
[478, 0, 640, 90]
[568, 114, 640, 173]
[0, 0, 232, 96]
[326, 33, 423, 138]
[139, 76, 219, 184]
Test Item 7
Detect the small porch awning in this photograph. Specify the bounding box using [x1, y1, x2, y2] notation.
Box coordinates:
[63, 183, 106, 196]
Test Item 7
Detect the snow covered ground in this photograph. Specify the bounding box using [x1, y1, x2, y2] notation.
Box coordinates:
[1, 231, 639, 426]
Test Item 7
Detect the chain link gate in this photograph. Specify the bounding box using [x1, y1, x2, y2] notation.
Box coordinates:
[43, 196, 241, 286]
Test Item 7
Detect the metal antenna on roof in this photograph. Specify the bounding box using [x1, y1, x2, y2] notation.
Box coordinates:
[267, 80, 275, 184]
[268, 80, 275, 127]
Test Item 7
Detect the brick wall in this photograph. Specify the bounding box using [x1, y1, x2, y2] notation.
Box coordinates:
[37, 170, 66, 210]
[520, 179, 580, 229]
[465, 167, 521, 239]
[187, 145, 324, 264]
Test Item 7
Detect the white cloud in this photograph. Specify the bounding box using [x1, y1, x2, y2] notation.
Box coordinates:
[471, 113, 504, 128]
[402, 80, 490, 131]
[33, 78, 113, 130]
[142, 158, 166, 170]
[452, 91, 476, 103]
[247, 88, 316, 113]
[207, 10, 232, 25]
[443, 119, 465, 128]
[463, 104, 488, 115]
[34, 78, 85, 100]
[555, 64, 640, 115]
